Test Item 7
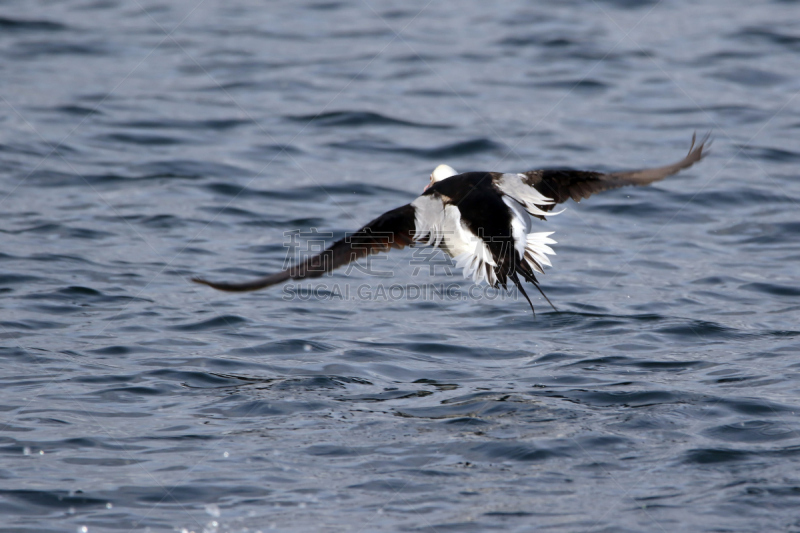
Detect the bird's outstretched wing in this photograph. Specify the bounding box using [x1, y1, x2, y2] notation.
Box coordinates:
[193, 203, 416, 292]
[496, 133, 710, 217]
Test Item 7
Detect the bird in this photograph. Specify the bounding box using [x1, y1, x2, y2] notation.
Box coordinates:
[193, 133, 709, 314]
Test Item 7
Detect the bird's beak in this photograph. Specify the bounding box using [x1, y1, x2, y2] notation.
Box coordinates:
[423, 177, 433, 192]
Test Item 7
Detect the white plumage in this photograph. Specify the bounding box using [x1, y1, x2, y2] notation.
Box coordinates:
[494, 173, 557, 218]
[414, 167, 557, 286]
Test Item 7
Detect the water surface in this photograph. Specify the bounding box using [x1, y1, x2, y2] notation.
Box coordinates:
[1, 0, 800, 531]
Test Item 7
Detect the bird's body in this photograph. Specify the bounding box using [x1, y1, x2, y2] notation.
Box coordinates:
[193, 134, 709, 313]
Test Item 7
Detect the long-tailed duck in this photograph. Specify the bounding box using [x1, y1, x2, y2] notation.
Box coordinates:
[193, 134, 709, 313]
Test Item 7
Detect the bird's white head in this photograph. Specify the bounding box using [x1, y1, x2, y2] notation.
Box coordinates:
[424, 164, 458, 191]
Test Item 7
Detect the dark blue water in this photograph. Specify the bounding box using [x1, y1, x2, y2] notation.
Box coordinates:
[2, 1, 800, 531]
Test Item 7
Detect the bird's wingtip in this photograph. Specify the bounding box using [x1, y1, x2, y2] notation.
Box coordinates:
[690, 130, 713, 156]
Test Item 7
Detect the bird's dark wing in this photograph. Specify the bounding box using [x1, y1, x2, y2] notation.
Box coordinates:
[496, 133, 710, 217]
[192, 203, 416, 292]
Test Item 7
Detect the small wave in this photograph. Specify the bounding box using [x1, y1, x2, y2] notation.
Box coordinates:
[328, 137, 503, 159]
[0, 319, 65, 330]
[23, 286, 152, 306]
[651, 104, 746, 114]
[345, 389, 432, 402]
[25, 160, 249, 187]
[204, 181, 412, 201]
[11, 41, 110, 59]
[62, 458, 145, 467]
[329, 29, 394, 39]
[0, 140, 72, 158]
[229, 339, 336, 356]
[593, 0, 660, 7]
[20, 170, 91, 187]
[100, 133, 185, 146]
[308, 2, 346, 11]
[684, 443, 800, 465]
[169, 315, 248, 332]
[272, 376, 365, 391]
[533, 79, 608, 91]
[136, 214, 188, 229]
[306, 444, 364, 456]
[111, 118, 252, 131]
[467, 442, 565, 462]
[396, 398, 520, 420]
[683, 448, 751, 464]
[670, 187, 798, 208]
[202, 398, 330, 417]
[249, 143, 304, 156]
[496, 35, 576, 47]
[134, 484, 268, 504]
[731, 221, 800, 245]
[53, 104, 102, 117]
[703, 420, 796, 443]
[197, 206, 259, 219]
[741, 282, 800, 298]
[711, 396, 796, 416]
[737, 145, 800, 163]
[1, 223, 115, 240]
[567, 355, 708, 372]
[376, 341, 529, 360]
[87, 346, 150, 356]
[94, 385, 177, 401]
[0, 489, 106, 511]
[133, 159, 249, 179]
[529, 388, 689, 408]
[713, 67, 787, 87]
[27, 253, 96, 265]
[347, 479, 433, 493]
[733, 27, 800, 50]
[145, 369, 251, 388]
[0, 274, 43, 285]
[445, 417, 491, 426]
[287, 110, 450, 129]
[656, 319, 743, 341]
[0, 16, 67, 31]
[239, 216, 327, 229]
[389, 52, 442, 64]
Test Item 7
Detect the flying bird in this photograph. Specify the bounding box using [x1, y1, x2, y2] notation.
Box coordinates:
[193, 134, 709, 314]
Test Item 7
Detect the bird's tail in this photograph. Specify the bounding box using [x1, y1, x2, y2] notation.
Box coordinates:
[513, 260, 558, 315]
